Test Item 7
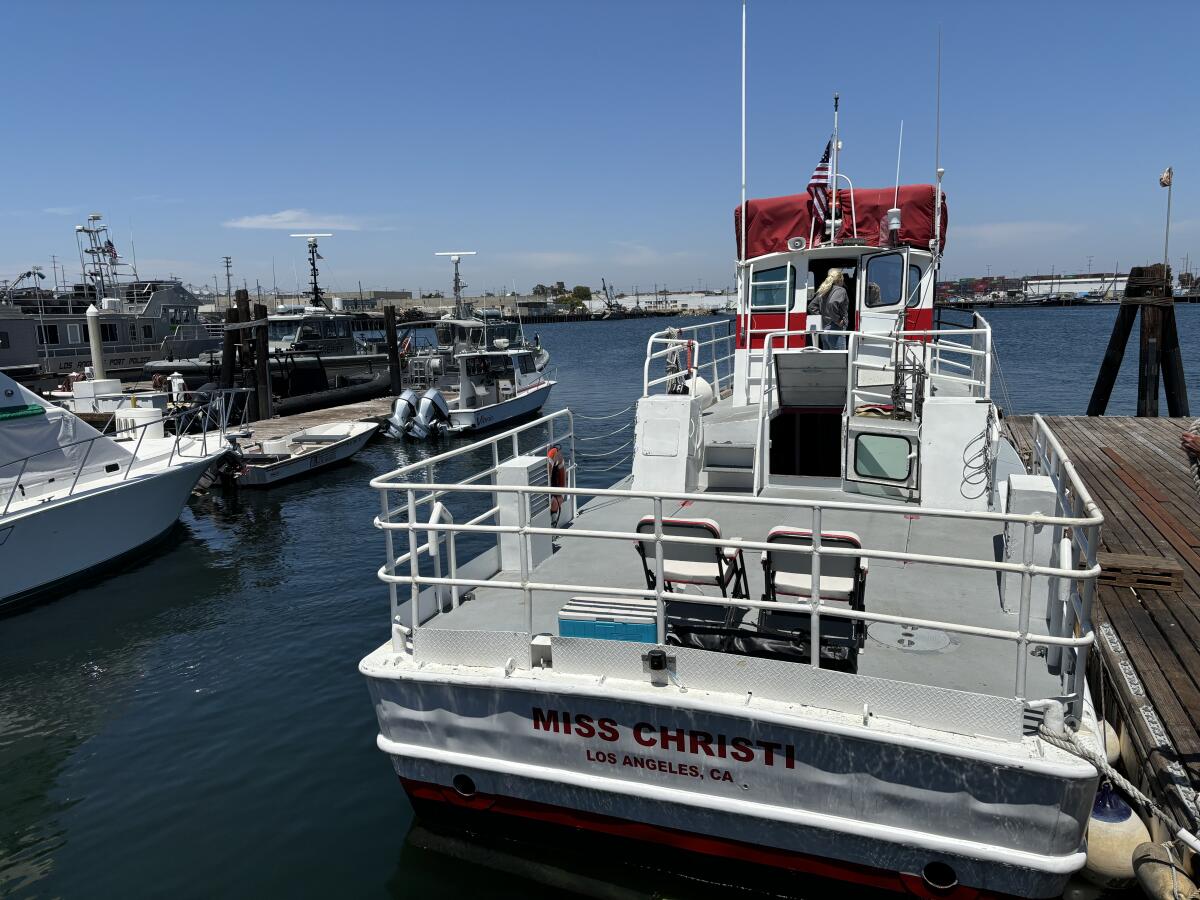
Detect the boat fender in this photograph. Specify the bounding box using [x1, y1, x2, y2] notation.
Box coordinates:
[1082, 784, 1152, 889]
[1100, 720, 1120, 766]
[1133, 840, 1200, 900]
[547, 447, 567, 525]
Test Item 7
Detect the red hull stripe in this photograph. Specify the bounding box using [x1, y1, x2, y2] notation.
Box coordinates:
[400, 777, 1006, 900]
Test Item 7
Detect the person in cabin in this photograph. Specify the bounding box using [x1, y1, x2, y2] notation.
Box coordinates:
[809, 269, 849, 350]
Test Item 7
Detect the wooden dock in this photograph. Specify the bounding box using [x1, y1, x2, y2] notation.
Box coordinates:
[247, 396, 395, 441]
[1006, 415, 1200, 830]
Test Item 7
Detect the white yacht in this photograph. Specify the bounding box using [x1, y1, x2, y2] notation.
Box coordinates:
[0, 371, 229, 610]
[359, 165, 1108, 893]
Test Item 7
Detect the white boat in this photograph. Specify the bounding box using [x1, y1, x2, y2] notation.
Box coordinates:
[358, 131, 1111, 894]
[0, 371, 229, 611]
[233, 420, 378, 487]
[385, 253, 555, 439]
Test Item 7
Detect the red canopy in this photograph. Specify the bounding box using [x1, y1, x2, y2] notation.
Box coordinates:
[733, 184, 947, 259]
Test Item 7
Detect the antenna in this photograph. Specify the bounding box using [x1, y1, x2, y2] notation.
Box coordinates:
[932, 28, 944, 261]
[291, 233, 333, 309]
[893, 120, 904, 209]
[435, 251, 477, 318]
[739, 0, 747, 266]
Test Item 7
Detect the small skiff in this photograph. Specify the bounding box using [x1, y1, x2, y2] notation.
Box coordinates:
[235, 420, 378, 487]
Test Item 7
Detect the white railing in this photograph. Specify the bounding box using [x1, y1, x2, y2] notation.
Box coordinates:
[370, 410, 1102, 724]
[643, 319, 735, 398]
[0, 389, 247, 516]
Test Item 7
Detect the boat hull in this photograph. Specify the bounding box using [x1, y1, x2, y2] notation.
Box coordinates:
[0, 456, 214, 611]
[364, 663, 1094, 899]
[449, 381, 553, 433]
[237, 425, 377, 487]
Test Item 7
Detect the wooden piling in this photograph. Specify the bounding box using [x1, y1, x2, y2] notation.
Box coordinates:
[1161, 305, 1190, 416]
[1088, 264, 1186, 418]
[1087, 305, 1137, 416]
[1138, 303, 1163, 417]
[384, 305, 403, 395]
[219, 307, 240, 389]
[253, 302, 272, 420]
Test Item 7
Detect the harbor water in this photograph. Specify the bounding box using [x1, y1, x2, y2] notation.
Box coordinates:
[4, 307, 1200, 898]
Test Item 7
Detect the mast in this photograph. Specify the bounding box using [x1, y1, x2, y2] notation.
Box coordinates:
[435, 251, 477, 319]
[290, 233, 332, 309]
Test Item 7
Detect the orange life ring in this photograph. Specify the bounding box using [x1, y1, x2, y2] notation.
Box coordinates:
[547, 447, 567, 524]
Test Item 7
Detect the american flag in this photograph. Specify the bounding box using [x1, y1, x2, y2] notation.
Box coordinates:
[808, 139, 833, 231]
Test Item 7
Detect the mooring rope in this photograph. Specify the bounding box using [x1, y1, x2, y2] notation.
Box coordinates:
[1038, 724, 1200, 856]
[576, 440, 632, 459]
[573, 406, 633, 422]
[576, 421, 632, 441]
[583, 453, 633, 473]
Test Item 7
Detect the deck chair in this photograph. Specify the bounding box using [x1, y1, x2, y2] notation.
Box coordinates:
[634, 516, 748, 651]
[759, 528, 868, 672]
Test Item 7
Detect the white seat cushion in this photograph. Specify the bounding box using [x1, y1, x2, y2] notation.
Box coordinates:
[773, 570, 854, 600]
[664, 558, 727, 585]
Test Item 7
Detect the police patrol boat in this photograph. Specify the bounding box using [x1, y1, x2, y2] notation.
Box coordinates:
[384, 252, 553, 439]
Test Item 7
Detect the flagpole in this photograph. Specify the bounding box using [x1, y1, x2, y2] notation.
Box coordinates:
[1164, 178, 1172, 277]
[831, 93, 839, 242]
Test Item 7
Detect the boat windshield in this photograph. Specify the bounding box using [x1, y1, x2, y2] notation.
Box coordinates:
[268, 321, 299, 341]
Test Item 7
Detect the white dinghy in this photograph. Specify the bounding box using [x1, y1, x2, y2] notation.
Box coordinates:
[233, 420, 378, 488]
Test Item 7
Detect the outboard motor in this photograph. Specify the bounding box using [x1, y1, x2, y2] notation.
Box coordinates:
[411, 388, 451, 440]
[384, 389, 420, 438]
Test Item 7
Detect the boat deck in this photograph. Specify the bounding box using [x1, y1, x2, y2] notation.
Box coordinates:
[1007, 415, 1200, 828]
[417, 475, 1067, 705]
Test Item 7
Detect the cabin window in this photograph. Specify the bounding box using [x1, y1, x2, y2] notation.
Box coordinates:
[750, 265, 791, 309]
[335, 319, 350, 338]
[0, 331, 8, 349]
[268, 322, 297, 341]
[129, 324, 137, 341]
[488, 355, 514, 375]
[864, 253, 904, 307]
[297, 324, 321, 341]
[854, 433, 913, 481]
[142, 324, 154, 339]
[100, 323, 119, 343]
[67, 323, 84, 344]
[37, 324, 59, 345]
[465, 356, 488, 377]
[907, 264, 924, 307]
[469, 328, 484, 346]
[517, 353, 535, 374]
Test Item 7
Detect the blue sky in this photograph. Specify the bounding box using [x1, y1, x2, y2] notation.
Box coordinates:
[1, 0, 1196, 294]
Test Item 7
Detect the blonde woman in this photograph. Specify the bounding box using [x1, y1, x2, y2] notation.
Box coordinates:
[808, 268, 849, 350]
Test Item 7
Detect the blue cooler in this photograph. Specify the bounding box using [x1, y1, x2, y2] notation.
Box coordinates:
[558, 596, 658, 643]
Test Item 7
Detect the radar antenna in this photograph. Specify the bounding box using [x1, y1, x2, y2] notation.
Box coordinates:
[291, 233, 332, 308]
[434, 251, 476, 318]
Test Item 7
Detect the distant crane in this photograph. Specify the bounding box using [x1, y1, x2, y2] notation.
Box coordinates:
[599, 277, 624, 319]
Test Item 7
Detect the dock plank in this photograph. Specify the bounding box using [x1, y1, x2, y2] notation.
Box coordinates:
[247, 397, 395, 442]
[1007, 416, 1200, 824]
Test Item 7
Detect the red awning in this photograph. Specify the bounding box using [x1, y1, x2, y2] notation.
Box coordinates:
[733, 184, 947, 259]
